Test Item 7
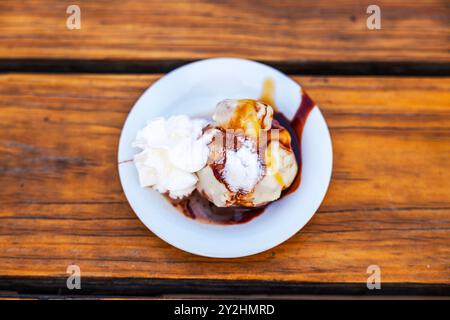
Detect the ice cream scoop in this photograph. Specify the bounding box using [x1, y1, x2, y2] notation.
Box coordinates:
[196, 99, 298, 207]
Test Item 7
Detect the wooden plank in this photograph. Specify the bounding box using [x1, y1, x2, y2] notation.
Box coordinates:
[0, 74, 449, 285]
[0, 0, 448, 63]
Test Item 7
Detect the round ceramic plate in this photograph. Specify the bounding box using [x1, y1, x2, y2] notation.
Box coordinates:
[118, 58, 332, 258]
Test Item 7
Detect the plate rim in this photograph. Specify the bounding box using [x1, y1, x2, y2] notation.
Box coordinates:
[117, 57, 333, 258]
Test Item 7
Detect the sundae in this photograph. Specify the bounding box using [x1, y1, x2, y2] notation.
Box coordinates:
[197, 99, 297, 207]
[133, 97, 300, 223]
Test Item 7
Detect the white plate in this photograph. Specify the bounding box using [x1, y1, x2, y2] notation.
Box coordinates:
[118, 58, 332, 258]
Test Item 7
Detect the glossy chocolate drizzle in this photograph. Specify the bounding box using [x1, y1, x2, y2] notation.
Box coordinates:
[169, 79, 316, 224]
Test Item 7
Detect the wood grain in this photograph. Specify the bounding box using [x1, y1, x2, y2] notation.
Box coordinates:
[0, 0, 448, 63]
[0, 74, 449, 286]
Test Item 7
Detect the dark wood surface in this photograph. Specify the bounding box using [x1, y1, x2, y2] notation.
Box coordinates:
[0, 74, 449, 296]
[0, 0, 448, 63]
[0, 0, 449, 297]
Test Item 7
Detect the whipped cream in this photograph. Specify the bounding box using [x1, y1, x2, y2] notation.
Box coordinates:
[132, 115, 211, 199]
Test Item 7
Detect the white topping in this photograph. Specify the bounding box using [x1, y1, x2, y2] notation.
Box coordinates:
[256, 102, 274, 130]
[132, 115, 212, 199]
[222, 139, 262, 193]
[212, 99, 238, 125]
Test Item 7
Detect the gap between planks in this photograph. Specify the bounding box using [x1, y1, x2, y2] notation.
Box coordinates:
[0, 59, 449, 76]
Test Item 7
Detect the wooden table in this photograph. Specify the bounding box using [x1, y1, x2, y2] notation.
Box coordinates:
[0, 0, 449, 298]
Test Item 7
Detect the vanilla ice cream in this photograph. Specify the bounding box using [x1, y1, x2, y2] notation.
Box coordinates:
[197, 99, 298, 207]
[132, 115, 213, 199]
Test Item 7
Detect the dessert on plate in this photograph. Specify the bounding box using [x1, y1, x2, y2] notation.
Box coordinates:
[196, 99, 297, 208]
[132, 81, 315, 224]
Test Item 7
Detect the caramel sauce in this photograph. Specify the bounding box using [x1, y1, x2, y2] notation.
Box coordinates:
[167, 79, 316, 225]
[259, 78, 277, 111]
[275, 91, 316, 196]
[227, 99, 265, 137]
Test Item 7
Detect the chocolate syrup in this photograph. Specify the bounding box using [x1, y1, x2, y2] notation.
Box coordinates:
[275, 92, 316, 196]
[171, 191, 266, 225]
[168, 80, 316, 225]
